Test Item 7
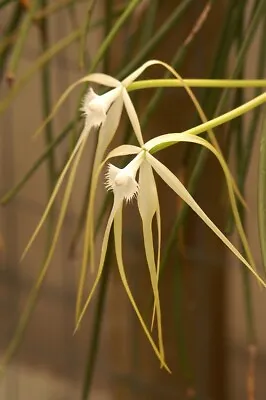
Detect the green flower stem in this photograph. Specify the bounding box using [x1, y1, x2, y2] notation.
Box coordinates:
[129, 79, 266, 91]
[6, 0, 39, 81]
[150, 93, 266, 153]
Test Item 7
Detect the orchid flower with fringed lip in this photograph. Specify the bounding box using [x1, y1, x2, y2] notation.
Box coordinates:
[75, 132, 266, 371]
[21, 60, 187, 288]
[23, 58, 205, 266]
[23, 58, 245, 325]
[78, 61, 251, 328]
[19, 58, 260, 371]
[21, 60, 159, 259]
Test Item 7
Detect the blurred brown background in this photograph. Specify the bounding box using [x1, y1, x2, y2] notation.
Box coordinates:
[0, 0, 266, 399]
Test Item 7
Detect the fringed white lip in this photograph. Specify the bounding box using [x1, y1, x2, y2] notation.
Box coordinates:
[105, 164, 139, 203]
[80, 87, 122, 128]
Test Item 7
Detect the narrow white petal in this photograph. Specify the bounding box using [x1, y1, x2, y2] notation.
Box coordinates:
[145, 133, 178, 151]
[147, 153, 266, 287]
[103, 144, 141, 161]
[122, 60, 164, 87]
[21, 125, 90, 260]
[76, 195, 123, 327]
[80, 72, 120, 88]
[96, 94, 124, 159]
[122, 88, 144, 146]
[146, 132, 258, 279]
[138, 162, 164, 364]
[151, 207, 162, 330]
[138, 161, 158, 221]
[114, 207, 170, 372]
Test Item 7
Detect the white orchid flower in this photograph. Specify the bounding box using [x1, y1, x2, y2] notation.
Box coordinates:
[19, 57, 261, 371]
[22, 59, 196, 338]
[23, 58, 246, 328]
[21, 60, 176, 272]
[76, 131, 266, 370]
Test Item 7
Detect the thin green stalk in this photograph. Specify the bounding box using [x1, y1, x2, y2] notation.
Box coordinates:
[103, 0, 112, 72]
[79, 0, 97, 70]
[139, 0, 159, 45]
[235, 1, 256, 346]
[158, 90, 265, 272]
[6, 0, 39, 81]
[140, 1, 212, 129]
[34, 0, 87, 21]
[89, 0, 141, 73]
[0, 131, 87, 375]
[39, 0, 56, 249]
[238, 189, 256, 344]
[118, 0, 193, 79]
[151, 93, 266, 152]
[1, 122, 73, 205]
[173, 248, 194, 385]
[0, 14, 118, 115]
[143, 3, 211, 388]
[258, 113, 266, 272]
[160, 0, 265, 276]
[241, 17, 266, 176]
[0, 3, 23, 80]
[71, 0, 142, 140]
[81, 232, 113, 400]
[129, 79, 266, 91]
[226, 15, 266, 235]
[215, 0, 265, 117]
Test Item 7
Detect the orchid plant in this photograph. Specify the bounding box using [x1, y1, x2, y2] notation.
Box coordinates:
[14, 60, 266, 370]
